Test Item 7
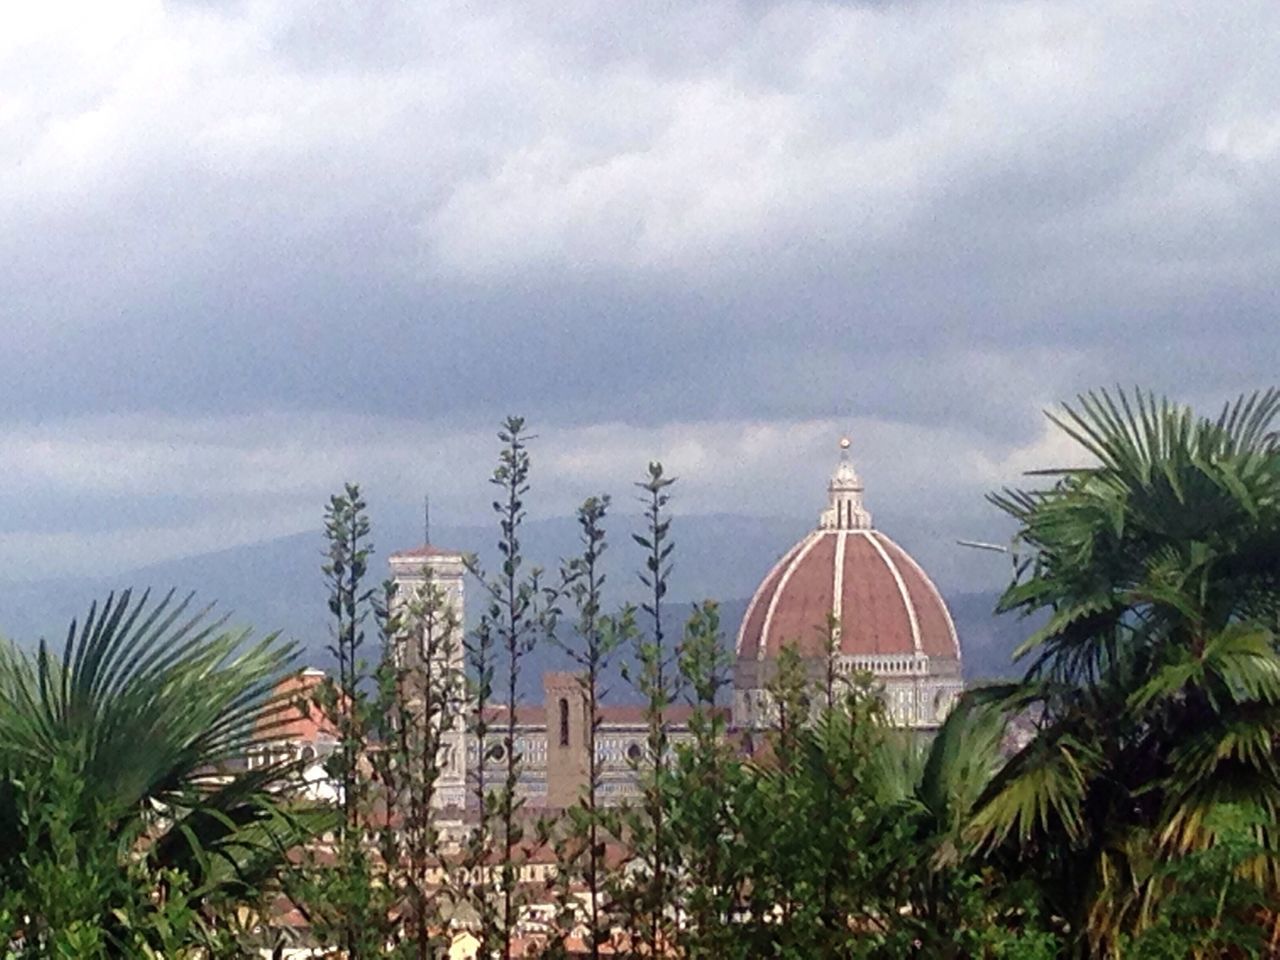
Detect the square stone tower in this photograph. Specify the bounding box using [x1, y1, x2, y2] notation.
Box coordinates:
[543, 671, 588, 809]
[389, 545, 469, 810]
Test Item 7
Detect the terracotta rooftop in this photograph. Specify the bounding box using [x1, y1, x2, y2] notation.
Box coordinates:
[259, 669, 341, 743]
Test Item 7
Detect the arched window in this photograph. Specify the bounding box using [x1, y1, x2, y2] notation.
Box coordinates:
[558, 697, 570, 747]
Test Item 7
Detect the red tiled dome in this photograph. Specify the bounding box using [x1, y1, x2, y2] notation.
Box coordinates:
[735, 439, 960, 665]
[736, 528, 959, 661]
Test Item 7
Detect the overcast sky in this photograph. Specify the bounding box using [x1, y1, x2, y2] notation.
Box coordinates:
[2, 0, 1277, 591]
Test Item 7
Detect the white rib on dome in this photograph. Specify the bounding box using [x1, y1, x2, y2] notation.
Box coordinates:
[865, 530, 923, 656]
[758, 532, 822, 662]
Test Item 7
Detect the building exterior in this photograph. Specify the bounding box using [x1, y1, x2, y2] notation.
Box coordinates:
[733, 438, 965, 729]
[268, 439, 964, 807]
[387, 544, 471, 810]
[247, 668, 342, 805]
[460, 684, 698, 810]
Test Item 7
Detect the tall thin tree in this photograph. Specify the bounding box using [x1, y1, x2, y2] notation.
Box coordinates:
[621, 462, 679, 956]
[293, 483, 392, 956]
[553, 495, 632, 957]
[370, 567, 462, 957]
[467, 417, 556, 959]
[670, 601, 746, 959]
[324, 484, 379, 957]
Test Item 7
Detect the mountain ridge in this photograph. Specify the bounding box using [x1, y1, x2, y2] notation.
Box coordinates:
[0, 514, 1029, 699]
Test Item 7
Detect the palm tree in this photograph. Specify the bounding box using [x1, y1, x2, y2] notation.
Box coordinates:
[0, 589, 322, 955]
[968, 388, 1280, 956]
[857, 695, 1020, 956]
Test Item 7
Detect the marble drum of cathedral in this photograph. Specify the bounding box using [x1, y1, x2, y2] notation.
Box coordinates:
[733, 439, 965, 730]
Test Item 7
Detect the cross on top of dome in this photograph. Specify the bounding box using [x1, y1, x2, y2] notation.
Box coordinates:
[820, 436, 873, 530]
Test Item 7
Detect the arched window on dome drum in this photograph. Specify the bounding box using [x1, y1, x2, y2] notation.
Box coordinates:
[558, 697, 570, 747]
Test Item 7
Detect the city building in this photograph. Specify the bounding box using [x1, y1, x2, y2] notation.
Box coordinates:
[267, 440, 965, 807]
[733, 438, 965, 729]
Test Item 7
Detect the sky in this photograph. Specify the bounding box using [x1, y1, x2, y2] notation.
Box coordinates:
[2, 0, 1277, 592]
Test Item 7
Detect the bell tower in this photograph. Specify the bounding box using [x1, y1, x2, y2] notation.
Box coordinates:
[388, 544, 469, 810]
[543, 672, 589, 809]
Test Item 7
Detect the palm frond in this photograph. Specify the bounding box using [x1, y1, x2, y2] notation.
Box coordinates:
[968, 722, 1100, 850]
[0, 589, 308, 851]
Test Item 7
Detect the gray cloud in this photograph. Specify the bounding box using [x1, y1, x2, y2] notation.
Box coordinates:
[1, 0, 1277, 587]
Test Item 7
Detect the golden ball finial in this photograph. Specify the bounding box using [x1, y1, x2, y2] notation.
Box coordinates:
[839, 436, 852, 451]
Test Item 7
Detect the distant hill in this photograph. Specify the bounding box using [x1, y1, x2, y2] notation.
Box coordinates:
[0, 514, 1029, 701]
[945, 592, 1035, 681]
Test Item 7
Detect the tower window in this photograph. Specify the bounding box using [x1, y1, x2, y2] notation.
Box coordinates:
[558, 697, 570, 747]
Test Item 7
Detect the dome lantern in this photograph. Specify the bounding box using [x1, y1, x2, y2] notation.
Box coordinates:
[819, 436, 872, 531]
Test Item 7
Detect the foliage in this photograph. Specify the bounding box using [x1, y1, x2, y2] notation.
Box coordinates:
[292, 483, 469, 957]
[615, 461, 680, 955]
[973, 387, 1280, 955]
[292, 482, 397, 956]
[368, 568, 464, 958]
[464, 416, 559, 959]
[661, 638, 1052, 959]
[666, 600, 749, 959]
[0, 589, 313, 956]
[543, 494, 634, 959]
[1117, 805, 1272, 959]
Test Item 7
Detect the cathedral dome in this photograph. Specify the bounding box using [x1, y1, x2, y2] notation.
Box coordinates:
[733, 439, 963, 728]
[736, 527, 959, 662]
